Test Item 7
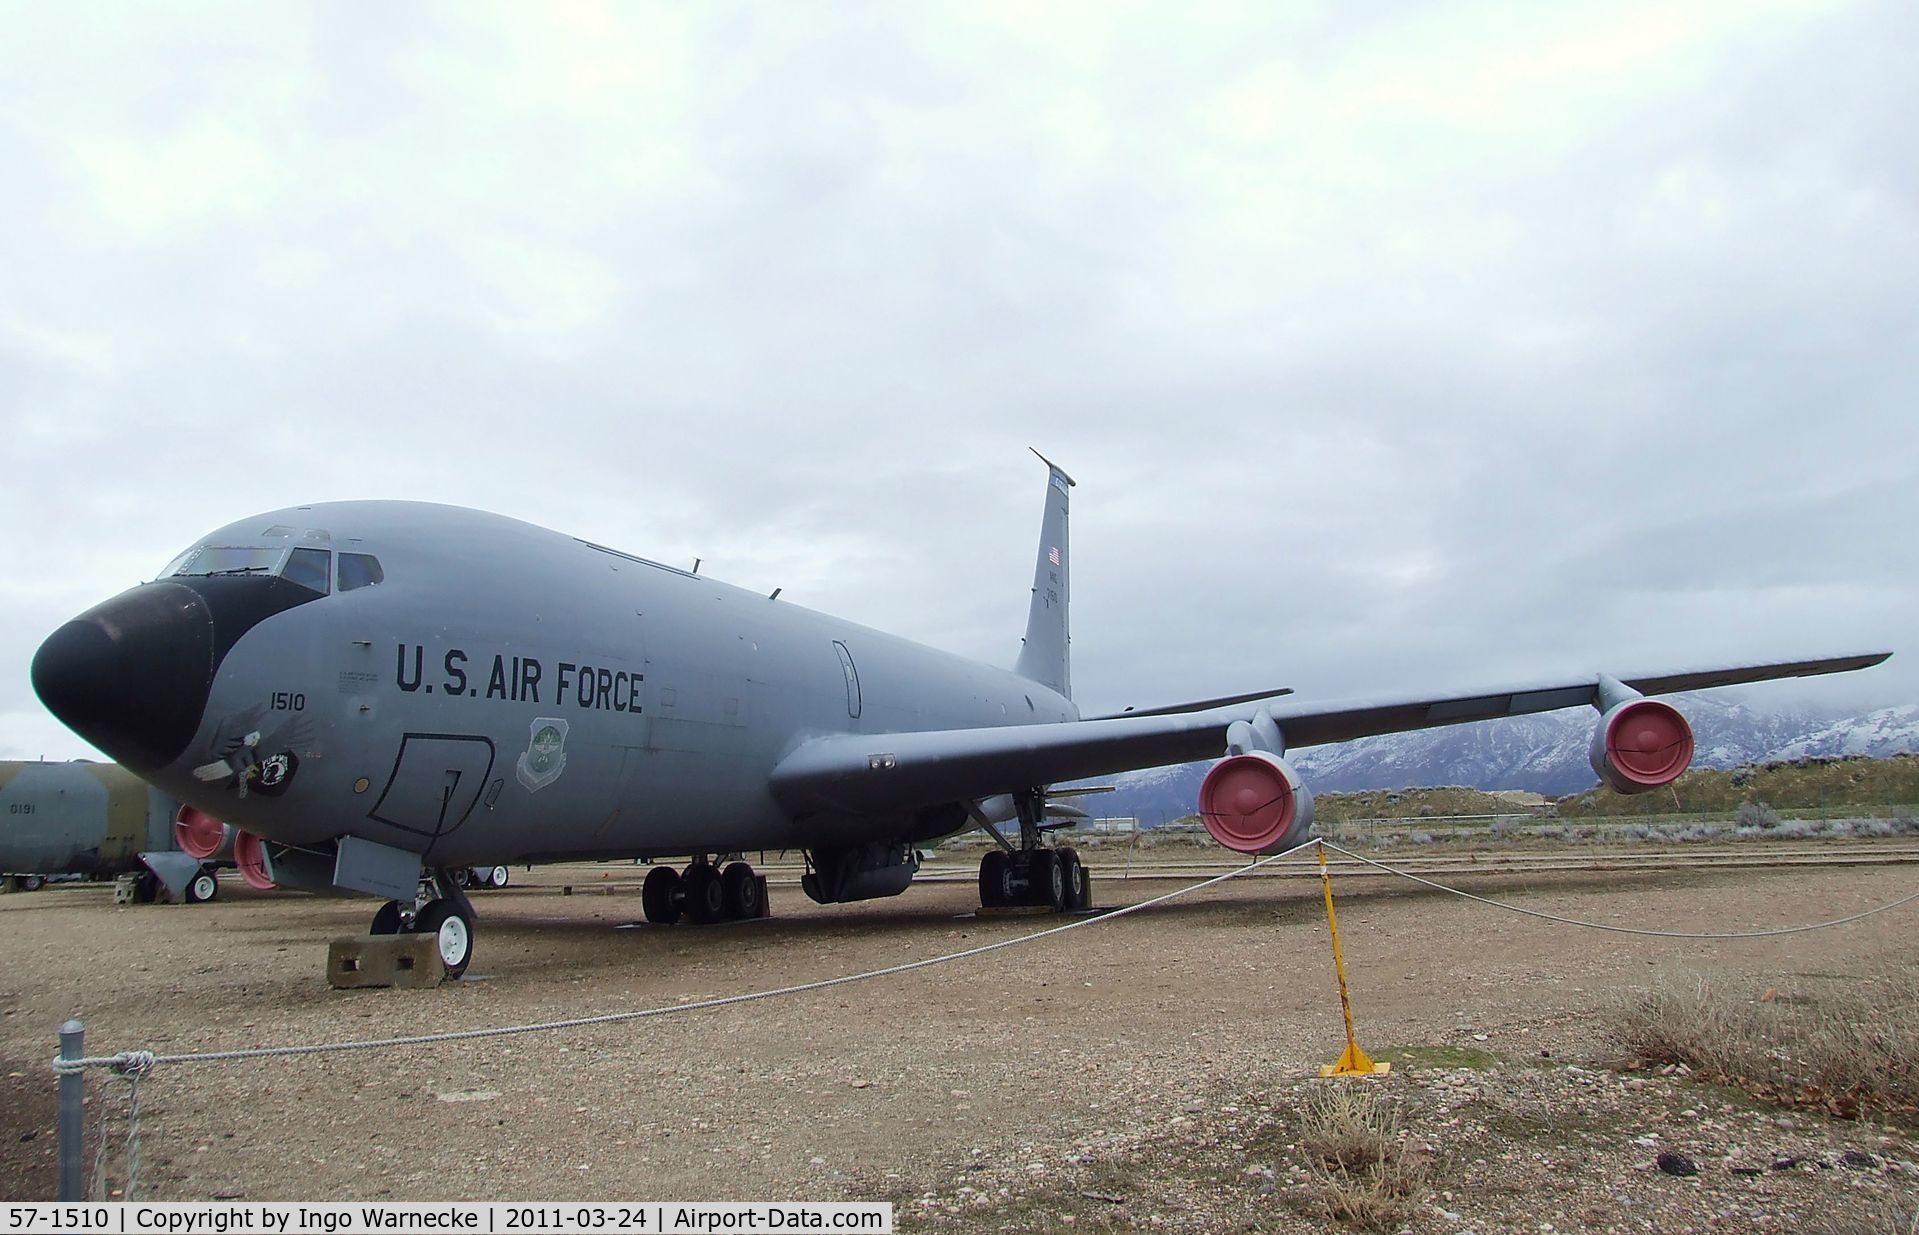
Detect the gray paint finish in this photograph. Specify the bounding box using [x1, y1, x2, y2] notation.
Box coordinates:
[30, 469, 1891, 889]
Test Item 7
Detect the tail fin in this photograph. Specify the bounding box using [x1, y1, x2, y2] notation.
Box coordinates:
[1014, 449, 1074, 699]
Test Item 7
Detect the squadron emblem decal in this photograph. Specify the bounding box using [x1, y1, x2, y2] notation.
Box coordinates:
[515, 717, 569, 792]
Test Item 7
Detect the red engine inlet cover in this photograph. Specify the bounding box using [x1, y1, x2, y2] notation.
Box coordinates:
[173, 805, 230, 860]
[1603, 698, 1695, 787]
[232, 831, 277, 891]
[1198, 752, 1308, 855]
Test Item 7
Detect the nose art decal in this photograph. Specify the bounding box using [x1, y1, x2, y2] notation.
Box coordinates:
[188, 706, 313, 799]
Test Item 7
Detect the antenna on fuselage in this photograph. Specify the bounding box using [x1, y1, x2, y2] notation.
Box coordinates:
[692, 558, 701, 575]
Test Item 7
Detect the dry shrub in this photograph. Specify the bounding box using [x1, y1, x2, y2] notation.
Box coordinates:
[1609, 967, 1919, 1118]
[1298, 1085, 1426, 1230]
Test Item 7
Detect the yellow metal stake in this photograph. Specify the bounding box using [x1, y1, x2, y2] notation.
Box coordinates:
[1316, 843, 1390, 1078]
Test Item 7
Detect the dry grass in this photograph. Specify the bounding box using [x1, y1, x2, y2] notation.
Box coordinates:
[1297, 1085, 1426, 1230]
[1609, 967, 1919, 1119]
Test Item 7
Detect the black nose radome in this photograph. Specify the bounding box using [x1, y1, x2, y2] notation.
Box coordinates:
[32, 582, 216, 771]
[33, 575, 327, 771]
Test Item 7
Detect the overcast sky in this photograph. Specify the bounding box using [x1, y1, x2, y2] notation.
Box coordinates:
[2, 1, 1913, 761]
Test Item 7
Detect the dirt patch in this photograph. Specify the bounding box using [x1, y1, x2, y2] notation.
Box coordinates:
[0, 1055, 61, 1201]
[0, 843, 1913, 1229]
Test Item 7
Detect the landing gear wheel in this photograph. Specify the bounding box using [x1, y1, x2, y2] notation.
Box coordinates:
[370, 900, 405, 935]
[1031, 849, 1066, 911]
[488, 865, 510, 889]
[416, 899, 475, 978]
[979, 850, 1009, 908]
[453, 868, 473, 889]
[185, 870, 219, 903]
[642, 865, 682, 924]
[20, 875, 45, 892]
[721, 862, 761, 920]
[1057, 849, 1083, 912]
[684, 864, 725, 924]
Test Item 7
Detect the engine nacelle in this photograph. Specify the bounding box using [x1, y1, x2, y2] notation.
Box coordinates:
[174, 805, 236, 861]
[174, 805, 277, 888]
[231, 830, 278, 891]
[1198, 751, 1316, 854]
[1589, 698, 1694, 794]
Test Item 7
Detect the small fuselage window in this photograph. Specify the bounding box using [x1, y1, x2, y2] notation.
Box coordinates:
[337, 552, 385, 592]
[282, 547, 332, 594]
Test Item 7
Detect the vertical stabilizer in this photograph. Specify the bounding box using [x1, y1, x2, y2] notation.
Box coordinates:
[1015, 449, 1073, 699]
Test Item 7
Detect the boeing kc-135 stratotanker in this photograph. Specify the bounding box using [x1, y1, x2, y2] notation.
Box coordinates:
[29, 455, 1890, 976]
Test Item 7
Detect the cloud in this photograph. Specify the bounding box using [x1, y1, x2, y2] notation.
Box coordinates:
[1, 0, 1911, 761]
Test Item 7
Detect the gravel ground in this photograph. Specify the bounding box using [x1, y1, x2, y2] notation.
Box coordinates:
[1, 841, 1913, 1232]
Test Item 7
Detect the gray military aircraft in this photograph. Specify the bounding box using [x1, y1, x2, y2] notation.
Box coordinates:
[30, 457, 1890, 976]
[0, 758, 246, 901]
[0, 758, 514, 901]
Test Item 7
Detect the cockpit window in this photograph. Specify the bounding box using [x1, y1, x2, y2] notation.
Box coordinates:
[168, 546, 284, 577]
[282, 547, 332, 594]
[338, 553, 385, 592]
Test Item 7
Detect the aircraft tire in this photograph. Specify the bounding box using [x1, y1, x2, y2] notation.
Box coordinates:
[185, 870, 219, 903]
[416, 899, 475, 979]
[489, 865, 511, 889]
[370, 900, 405, 935]
[684, 865, 725, 925]
[1058, 850, 1083, 911]
[641, 866, 682, 925]
[978, 851, 1008, 908]
[1031, 849, 1065, 911]
[20, 875, 45, 893]
[721, 862, 761, 920]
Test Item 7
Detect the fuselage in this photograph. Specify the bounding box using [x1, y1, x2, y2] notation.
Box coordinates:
[32, 502, 1076, 868]
[0, 760, 178, 877]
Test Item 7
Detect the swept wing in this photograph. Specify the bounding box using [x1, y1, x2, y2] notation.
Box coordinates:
[769, 652, 1889, 816]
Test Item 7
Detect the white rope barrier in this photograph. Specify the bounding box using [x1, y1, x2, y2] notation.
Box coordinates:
[52, 839, 1320, 1073]
[53, 836, 1919, 1077]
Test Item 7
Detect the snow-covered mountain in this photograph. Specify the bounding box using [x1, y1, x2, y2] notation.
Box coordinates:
[1091, 698, 1919, 824]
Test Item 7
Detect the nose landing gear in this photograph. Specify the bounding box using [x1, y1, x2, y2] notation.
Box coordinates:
[369, 867, 477, 978]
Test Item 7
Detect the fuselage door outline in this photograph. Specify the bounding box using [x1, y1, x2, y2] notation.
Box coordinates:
[833, 641, 861, 721]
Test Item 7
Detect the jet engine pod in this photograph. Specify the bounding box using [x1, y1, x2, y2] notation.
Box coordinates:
[1590, 698, 1694, 794]
[231, 830, 278, 891]
[173, 805, 236, 861]
[1198, 751, 1315, 854]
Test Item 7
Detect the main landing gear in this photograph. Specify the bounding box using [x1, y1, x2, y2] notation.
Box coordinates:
[370, 868, 477, 979]
[978, 788, 1094, 912]
[640, 857, 769, 926]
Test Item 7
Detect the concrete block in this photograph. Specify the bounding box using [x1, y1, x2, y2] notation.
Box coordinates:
[328, 933, 445, 989]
